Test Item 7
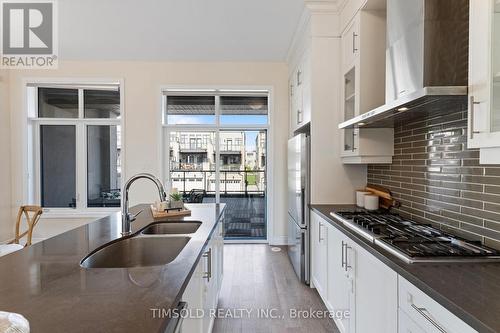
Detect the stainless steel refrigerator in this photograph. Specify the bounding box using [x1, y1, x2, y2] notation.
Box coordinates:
[287, 133, 310, 284]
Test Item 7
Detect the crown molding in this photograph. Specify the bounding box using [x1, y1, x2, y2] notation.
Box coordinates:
[304, 0, 344, 13]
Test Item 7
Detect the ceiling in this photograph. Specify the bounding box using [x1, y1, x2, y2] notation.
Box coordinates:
[58, 0, 305, 61]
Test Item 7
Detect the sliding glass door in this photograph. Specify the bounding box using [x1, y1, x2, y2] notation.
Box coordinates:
[163, 91, 269, 241]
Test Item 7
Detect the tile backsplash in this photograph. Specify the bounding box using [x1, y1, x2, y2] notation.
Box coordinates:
[367, 107, 500, 250]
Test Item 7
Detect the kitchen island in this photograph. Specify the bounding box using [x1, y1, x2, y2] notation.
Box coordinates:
[0, 203, 225, 333]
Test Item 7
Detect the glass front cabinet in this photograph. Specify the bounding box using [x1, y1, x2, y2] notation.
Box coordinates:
[468, 0, 500, 163]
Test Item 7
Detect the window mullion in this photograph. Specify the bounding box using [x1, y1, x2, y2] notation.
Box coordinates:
[215, 94, 221, 203]
[75, 123, 85, 210]
[78, 89, 84, 118]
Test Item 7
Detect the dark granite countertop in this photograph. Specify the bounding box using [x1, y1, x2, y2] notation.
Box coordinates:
[311, 204, 500, 333]
[0, 203, 225, 333]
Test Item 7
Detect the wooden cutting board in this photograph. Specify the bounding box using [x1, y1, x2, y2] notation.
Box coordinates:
[365, 184, 400, 210]
[150, 205, 191, 219]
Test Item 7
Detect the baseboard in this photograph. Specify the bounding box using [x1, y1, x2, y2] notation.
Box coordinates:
[269, 235, 288, 246]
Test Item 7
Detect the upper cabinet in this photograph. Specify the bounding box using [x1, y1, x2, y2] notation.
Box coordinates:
[290, 48, 312, 133]
[340, 8, 394, 164]
[468, 0, 500, 163]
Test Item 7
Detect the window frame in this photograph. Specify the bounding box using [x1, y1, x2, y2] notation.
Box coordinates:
[160, 86, 272, 243]
[24, 79, 125, 218]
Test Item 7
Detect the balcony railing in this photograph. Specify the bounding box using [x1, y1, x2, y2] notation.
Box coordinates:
[170, 170, 265, 195]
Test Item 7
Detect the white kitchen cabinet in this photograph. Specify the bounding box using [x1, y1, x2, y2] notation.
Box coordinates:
[326, 222, 356, 333]
[311, 211, 328, 298]
[398, 277, 477, 333]
[342, 16, 360, 72]
[340, 10, 394, 164]
[289, 48, 311, 133]
[312, 211, 398, 333]
[468, 0, 500, 162]
[180, 221, 224, 333]
[354, 242, 397, 333]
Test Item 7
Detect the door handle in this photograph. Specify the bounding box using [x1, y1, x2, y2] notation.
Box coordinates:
[318, 223, 324, 242]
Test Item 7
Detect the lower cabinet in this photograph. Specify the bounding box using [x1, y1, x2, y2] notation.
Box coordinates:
[327, 224, 356, 333]
[311, 211, 479, 333]
[311, 211, 397, 333]
[180, 221, 224, 333]
[398, 277, 477, 333]
[311, 212, 328, 297]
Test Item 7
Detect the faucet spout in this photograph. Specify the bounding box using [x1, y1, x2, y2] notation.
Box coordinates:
[121, 173, 166, 235]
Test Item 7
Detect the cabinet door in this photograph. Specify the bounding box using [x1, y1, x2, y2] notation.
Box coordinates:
[181, 260, 204, 333]
[289, 77, 296, 133]
[354, 243, 398, 333]
[342, 16, 360, 71]
[327, 226, 355, 333]
[300, 49, 311, 125]
[341, 66, 359, 157]
[468, 0, 500, 148]
[311, 212, 328, 298]
[295, 66, 304, 127]
[202, 240, 217, 333]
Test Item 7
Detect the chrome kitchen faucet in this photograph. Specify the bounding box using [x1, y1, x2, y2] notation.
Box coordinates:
[121, 173, 167, 235]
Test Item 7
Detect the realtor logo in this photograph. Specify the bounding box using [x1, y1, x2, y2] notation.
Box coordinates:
[1, 0, 58, 68]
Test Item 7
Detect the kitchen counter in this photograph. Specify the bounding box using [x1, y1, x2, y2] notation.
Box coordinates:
[0, 203, 225, 333]
[311, 204, 500, 333]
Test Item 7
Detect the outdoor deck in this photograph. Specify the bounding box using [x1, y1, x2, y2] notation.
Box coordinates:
[203, 195, 266, 240]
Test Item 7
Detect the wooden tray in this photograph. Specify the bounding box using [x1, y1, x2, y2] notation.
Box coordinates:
[150, 205, 191, 218]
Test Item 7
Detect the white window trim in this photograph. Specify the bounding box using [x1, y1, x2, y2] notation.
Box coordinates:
[22, 78, 126, 218]
[158, 85, 273, 243]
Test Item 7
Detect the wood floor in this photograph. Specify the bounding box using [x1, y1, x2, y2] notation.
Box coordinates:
[213, 244, 339, 333]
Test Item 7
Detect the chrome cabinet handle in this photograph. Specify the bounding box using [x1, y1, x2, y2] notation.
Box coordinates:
[410, 303, 448, 333]
[203, 248, 212, 281]
[341, 241, 346, 268]
[297, 108, 303, 124]
[342, 242, 352, 272]
[352, 32, 358, 53]
[318, 223, 324, 242]
[297, 70, 302, 86]
[172, 301, 188, 333]
[469, 95, 482, 139]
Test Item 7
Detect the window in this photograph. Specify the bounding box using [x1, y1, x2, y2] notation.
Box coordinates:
[29, 84, 122, 211]
[163, 89, 269, 240]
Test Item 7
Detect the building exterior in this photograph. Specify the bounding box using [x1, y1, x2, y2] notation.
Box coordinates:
[169, 131, 266, 195]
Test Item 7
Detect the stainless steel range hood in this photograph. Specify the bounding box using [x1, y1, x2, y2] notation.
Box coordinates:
[339, 0, 469, 129]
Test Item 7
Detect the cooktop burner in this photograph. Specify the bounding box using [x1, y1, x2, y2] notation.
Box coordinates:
[331, 210, 500, 263]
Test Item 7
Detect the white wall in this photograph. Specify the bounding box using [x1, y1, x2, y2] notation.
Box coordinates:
[0, 70, 12, 242]
[6, 61, 289, 244]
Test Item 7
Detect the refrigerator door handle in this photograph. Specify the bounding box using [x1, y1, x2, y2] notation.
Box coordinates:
[301, 188, 305, 224]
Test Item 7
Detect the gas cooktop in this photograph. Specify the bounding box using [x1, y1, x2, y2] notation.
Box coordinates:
[331, 210, 500, 263]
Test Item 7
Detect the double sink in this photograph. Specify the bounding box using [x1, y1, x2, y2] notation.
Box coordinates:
[80, 221, 202, 269]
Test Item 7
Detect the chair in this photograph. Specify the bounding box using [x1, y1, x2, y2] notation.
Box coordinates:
[184, 189, 206, 203]
[0, 206, 43, 257]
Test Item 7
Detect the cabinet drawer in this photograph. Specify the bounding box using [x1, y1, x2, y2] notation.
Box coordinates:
[398, 277, 477, 333]
[399, 309, 426, 333]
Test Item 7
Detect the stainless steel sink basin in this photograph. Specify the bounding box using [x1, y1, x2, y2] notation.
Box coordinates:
[141, 221, 202, 235]
[81, 236, 190, 268]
